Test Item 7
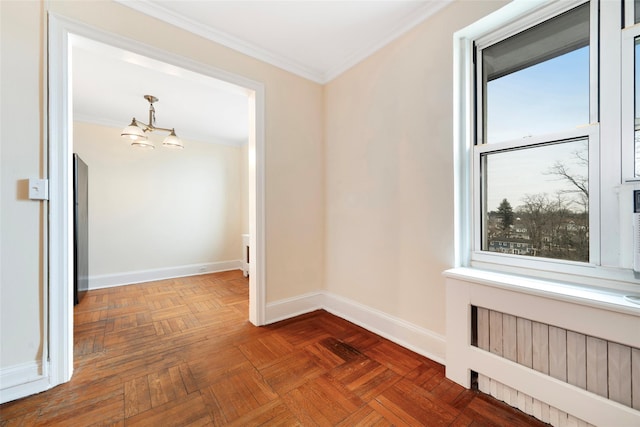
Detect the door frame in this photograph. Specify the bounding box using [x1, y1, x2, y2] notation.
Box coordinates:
[47, 13, 266, 386]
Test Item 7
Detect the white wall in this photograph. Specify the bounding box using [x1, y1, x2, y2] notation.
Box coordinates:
[73, 121, 244, 283]
[323, 0, 507, 337]
[240, 142, 249, 235]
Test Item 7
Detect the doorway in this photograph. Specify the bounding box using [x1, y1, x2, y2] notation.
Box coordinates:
[48, 15, 265, 388]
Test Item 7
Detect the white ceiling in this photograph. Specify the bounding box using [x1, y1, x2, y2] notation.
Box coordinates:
[117, 0, 450, 83]
[73, 1, 450, 146]
[73, 36, 252, 146]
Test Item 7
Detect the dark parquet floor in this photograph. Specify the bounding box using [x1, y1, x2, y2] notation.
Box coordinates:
[0, 270, 548, 426]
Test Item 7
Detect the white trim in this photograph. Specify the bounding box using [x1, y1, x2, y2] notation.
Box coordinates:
[114, 0, 451, 84]
[114, 0, 321, 83]
[87, 261, 242, 290]
[322, 1, 451, 83]
[323, 292, 446, 365]
[264, 291, 446, 365]
[47, 12, 266, 395]
[264, 291, 324, 324]
[0, 361, 48, 404]
[473, 0, 585, 51]
[247, 88, 266, 326]
[48, 13, 75, 389]
[599, 0, 625, 270]
[625, 0, 636, 28]
[452, 36, 474, 268]
[622, 24, 640, 181]
[444, 267, 640, 323]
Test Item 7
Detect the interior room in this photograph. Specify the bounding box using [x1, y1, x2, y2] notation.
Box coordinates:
[1, 1, 639, 426]
[71, 37, 251, 291]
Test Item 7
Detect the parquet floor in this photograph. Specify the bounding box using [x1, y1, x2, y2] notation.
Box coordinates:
[0, 270, 548, 426]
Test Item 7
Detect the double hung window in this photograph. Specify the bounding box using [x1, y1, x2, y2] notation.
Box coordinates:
[623, 0, 640, 179]
[456, 0, 640, 286]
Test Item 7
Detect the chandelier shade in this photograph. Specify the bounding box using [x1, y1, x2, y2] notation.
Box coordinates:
[130, 138, 155, 149]
[120, 119, 148, 141]
[162, 129, 184, 149]
[120, 95, 183, 149]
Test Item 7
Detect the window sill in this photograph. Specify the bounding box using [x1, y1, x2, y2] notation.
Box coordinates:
[443, 267, 640, 317]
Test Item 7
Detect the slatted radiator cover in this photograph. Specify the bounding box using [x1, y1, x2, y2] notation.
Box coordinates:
[444, 269, 640, 427]
[474, 306, 640, 426]
[474, 307, 640, 409]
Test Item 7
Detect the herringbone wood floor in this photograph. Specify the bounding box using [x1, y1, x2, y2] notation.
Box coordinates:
[0, 271, 548, 426]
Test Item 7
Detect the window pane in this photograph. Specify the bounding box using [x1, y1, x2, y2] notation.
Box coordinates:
[483, 4, 590, 144]
[636, 0, 640, 24]
[635, 37, 640, 177]
[482, 139, 589, 262]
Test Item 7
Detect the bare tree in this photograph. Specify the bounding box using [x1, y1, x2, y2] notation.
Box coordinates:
[545, 145, 588, 212]
[515, 192, 588, 262]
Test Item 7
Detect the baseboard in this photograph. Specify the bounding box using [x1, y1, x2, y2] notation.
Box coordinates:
[265, 291, 324, 324]
[88, 260, 242, 290]
[0, 361, 49, 404]
[265, 291, 446, 364]
[323, 292, 446, 364]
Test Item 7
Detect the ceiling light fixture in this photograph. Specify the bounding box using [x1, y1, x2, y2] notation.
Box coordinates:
[121, 95, 184, 149]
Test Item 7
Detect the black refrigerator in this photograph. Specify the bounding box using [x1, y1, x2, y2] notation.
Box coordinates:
[73, 153, 89, 305]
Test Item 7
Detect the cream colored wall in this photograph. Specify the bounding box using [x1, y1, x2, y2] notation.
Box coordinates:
[73, 122, 243, 277]
[0, 1, 46, 367]
[323, 0, 507, 336]
[1, 0, 324, 370]
[240, 143, 249, 235]
[47, 1, 325, 303]
[2, 0, 507, 375]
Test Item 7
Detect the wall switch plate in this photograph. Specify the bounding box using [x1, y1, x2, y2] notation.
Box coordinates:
[28, 178, 49, 200]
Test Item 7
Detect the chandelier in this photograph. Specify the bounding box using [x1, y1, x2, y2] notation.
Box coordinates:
[120, 95, 184, 149]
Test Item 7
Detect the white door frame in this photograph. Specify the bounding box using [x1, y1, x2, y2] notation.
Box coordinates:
[47, 13, 266, 387]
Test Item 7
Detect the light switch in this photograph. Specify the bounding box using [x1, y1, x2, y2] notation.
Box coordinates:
[28, 178, 49, 200]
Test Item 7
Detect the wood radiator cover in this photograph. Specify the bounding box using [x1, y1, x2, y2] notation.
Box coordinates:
[444, 270, 640, 426]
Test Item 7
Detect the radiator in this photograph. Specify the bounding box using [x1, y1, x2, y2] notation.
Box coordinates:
[444, 268, 640, 427]
[475, 306, 640, 426]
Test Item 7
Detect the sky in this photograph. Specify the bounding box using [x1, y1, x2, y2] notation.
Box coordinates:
[635, 39, 639, 177]
[485, 139, 588, 212]
[486, 46, 590, 144]
[484, 46, 590, 212]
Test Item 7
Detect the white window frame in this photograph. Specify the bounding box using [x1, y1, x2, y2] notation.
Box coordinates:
[624, 0, 637, 28]
[621, 23, 640, 181]
[453, 0, 639, 291]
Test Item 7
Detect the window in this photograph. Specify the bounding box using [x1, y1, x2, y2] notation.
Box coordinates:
[481, 3, 590, 144]
[475, 3, 595, 265]
[635, 37, 639, 177]
[623, 1, 640, 180]
[455, 0, 639, 287]
[482, 139, 589, 262]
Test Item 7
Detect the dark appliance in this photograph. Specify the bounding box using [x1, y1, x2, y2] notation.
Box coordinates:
[73, 153, 89, 305]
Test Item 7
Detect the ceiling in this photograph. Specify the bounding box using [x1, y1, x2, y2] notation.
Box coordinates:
[73, 1, 450, 146]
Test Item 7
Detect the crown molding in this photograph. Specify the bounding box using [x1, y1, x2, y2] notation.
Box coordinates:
[114, 0, 324, 82]
[322, 1, 452, 82]
[115, 0, 453, 84]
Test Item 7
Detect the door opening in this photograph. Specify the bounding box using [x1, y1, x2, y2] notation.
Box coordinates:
[48, 14, 266, 389]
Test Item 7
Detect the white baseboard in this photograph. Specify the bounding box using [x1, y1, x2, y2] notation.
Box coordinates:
[265, 291, 324, 323]
[265, 291, 446, 364]
[0, 361, 49, 404]
[88, 260, 242, 290]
